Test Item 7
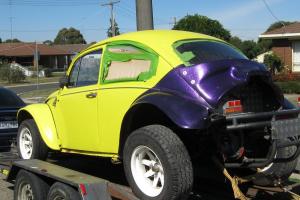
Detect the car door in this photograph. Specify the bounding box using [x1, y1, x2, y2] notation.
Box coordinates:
[53, 49, 102, 152]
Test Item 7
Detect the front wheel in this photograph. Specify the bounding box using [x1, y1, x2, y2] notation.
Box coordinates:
[17, 119, 48, 160]
[123, 125, 193, 200]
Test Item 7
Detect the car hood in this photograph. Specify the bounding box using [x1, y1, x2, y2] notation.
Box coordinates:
[156, 59, 275, 108]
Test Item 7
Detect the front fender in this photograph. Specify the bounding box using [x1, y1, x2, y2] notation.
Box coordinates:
[18, 104, 60, 150]
[134, 91, 210, 129]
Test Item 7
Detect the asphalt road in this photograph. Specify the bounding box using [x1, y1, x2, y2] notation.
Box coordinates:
[5, 82, 59, 95]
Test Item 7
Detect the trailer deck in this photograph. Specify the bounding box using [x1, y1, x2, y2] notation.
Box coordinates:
[1, 150, 300, 200]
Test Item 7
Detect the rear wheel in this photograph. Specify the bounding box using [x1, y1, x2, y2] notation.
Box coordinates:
[47, 182, 80, 200]
[123, 125, 193, 200]
[14, 170, 49, 200]
[17, 119, 48, 160]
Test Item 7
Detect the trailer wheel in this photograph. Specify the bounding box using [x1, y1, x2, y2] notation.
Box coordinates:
[47, 182, 81, 200]
[123, 125, 193, 200]
[17, 119, 48, 160]
[253, 142, 298, 186]
[14, 169, 49, 200]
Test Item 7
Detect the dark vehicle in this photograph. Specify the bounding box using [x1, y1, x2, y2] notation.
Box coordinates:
[0, 87, 25, 150]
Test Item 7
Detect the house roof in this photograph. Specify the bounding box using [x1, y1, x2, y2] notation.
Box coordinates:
[53, 44, 90, 54]
[259, 22, 300, 39]
[0, 43, 73, 57]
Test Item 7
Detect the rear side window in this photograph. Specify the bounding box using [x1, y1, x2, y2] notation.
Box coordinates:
[101, 43, 158, 83]
[174, 40, 247, 66]
[68, 50, 102, 87]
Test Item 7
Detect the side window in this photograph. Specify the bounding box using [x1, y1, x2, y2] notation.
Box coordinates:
[68, 59, 81, 87]
[68, 50, 102, 87]
[102, 44, 158, 83]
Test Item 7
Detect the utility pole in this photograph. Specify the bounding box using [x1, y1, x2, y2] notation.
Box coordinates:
[102, 0, 120, 37]
[35, 41, 39, 90]
[136, 0, 154, 31]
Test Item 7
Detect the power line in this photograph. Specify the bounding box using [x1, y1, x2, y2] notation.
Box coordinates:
[261, 0, 286, 31]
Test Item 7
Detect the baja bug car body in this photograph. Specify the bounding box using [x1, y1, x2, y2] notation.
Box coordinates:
[17, 30, 300, 200]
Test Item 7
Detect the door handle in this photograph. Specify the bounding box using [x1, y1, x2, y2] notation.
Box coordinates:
[86, 92, 97, 98]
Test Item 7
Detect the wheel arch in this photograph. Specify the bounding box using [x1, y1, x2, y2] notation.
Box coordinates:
[18, 104, 60, 150]
[118, 89, 211, 157]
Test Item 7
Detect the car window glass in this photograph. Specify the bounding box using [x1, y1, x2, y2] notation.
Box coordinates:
[77, 50, 101, 87]
[68, 59, 81, 87]
[175, 41, 247, 66]
[103, 44, 157, 83]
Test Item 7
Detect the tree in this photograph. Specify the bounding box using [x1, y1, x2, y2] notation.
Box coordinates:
[229, 36, 243, 50]
[43, 40, 53, 45]
[264, 53, 282, 75]
[266, 21, 295, 32]
[54, 27, 86, 44]
[241, 40, 261, 59]
[4, 38, 22, 43]
[173, 14, 231, 41]
[107, 19, 120, 37]
[0, 38, 2, 43]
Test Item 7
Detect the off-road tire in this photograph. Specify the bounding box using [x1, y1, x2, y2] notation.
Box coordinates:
[17, 119, 48, 160]
[14, 170, 49, 200]
[123, 125, 193, 200]
[253, 143, 298, 186]
[47, 182, 81, 200]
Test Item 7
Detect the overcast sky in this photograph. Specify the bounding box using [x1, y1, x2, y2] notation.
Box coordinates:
[0, 0, 299, 43]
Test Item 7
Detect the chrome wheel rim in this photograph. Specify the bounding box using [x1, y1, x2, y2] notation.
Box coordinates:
[18, 182, 34, 200]
[19, 127, 33, 159]
[131, 145, 164, 197]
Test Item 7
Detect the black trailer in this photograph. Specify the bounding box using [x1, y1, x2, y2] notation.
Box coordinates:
[2, 151, 300, 200]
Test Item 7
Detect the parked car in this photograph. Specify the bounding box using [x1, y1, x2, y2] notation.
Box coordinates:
[0, 87, 25, 150]
[17, 30, 300, 200]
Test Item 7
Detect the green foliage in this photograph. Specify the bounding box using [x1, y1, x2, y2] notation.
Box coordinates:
[4, 38, 22, 43]
[0, 64, 26, 83]
[173, 14, 231, 41]
[257, 39, 272, 53]
[275, 81, 300, 94]
[54, 27, 86, 44]
[0, 38, 2, 43]
[264, 53, 282, 75]
[43, 68, 52, 77]
[241, 40, 261, 59]
[266, 21, 295, 32]
[107, 19, 120, 37]
[229, 37, 261, 59]
[43, 40, 53, 45]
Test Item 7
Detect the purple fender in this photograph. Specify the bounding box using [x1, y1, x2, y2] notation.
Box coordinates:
[133, 59, 281, 130]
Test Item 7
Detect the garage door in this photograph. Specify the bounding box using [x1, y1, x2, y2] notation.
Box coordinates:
[293, 41, 300, 72]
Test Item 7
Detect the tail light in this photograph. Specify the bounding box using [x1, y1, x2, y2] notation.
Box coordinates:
[223, 100, 243, 115]
[298, 97, 300, 107]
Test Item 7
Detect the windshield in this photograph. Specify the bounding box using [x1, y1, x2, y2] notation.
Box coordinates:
[174, 40, 247, 66]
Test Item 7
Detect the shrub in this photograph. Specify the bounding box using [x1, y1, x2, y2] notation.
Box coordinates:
[43, 68, 52, 77]
[275, 81, 300, 94]
[0, 65, 26, 83]
[264, 53, 282, 75]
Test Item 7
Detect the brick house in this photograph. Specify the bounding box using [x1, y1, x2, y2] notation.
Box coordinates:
[0, 43, 88, 69]
[259, 22, 300, 73]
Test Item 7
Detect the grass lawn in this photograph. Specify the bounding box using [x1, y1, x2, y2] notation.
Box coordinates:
[19, 88, 58, 103]
[0, 72, 64, 86]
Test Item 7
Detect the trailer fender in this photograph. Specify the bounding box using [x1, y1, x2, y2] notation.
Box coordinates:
[18, 104, 60, 150]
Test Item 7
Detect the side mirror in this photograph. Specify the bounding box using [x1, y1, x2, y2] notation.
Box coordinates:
[59, 76, 68, 88]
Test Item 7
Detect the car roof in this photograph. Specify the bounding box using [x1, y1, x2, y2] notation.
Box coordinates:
[0, 87, 25, 108]
[88, 30, 222, 66]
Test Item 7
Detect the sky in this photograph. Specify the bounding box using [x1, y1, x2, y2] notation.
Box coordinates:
[0, 0, 299, 43]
